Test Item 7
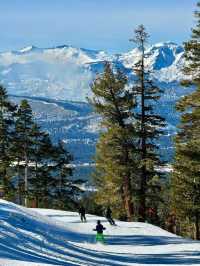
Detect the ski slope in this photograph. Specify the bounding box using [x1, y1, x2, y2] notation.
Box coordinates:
[0, 200, 200, 265]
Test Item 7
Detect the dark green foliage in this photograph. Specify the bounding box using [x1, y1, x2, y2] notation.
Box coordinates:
[171, 1, 200, 240]
[0, 87, 80, 210]
[89, 62, 138, 221]
[0, 85, 16, 198]
[51, 141, 83, 210]
[28, 130, 54, 208]
[90, 27, 166, 223]
[80, 192, 104, 217]
[13, 100, 35, 206]
[130, 25, 166, 222]
[13, 101, 81, 209]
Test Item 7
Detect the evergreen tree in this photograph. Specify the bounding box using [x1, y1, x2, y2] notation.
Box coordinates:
[29, 132, 78, 209]
[130, 25, 166, 222]
[89, 63, 138, 221]
[171, 1, 200, 240]
[52, 141, 82, 210]
[13, 100, 77, 209]
[13, 100, 35, 206]
[0, 85, 16, 197]
[27, 129, 58, 208]
[28, 125, 51, 207]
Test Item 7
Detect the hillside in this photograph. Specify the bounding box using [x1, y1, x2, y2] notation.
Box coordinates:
[0, 200, 199, 266]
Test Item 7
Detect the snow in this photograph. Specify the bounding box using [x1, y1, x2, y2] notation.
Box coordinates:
[120, 42, 185, 83]
[0, 42, 185, 102]
[0, 200, 199, 265]
[19, 46, 41, 54]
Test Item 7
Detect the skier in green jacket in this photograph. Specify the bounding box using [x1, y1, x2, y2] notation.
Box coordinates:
[93, 220, 106, 243]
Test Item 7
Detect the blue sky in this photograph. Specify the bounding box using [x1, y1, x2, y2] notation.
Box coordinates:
[0, 0, 197, 53]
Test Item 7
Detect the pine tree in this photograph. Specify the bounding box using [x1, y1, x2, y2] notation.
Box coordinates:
[0, 85, 16, 197]
[1, 97, 77, 209]
[29, 132, 78, 209]
[171, 1, 200, 240]
[26, 129, 55, 208]
[89, 63, 138, 221]
[13, 100, 35, 206]
[52, 141, 82, 210]
[28, 124, 50, 207]
[130, 25, 166, 222]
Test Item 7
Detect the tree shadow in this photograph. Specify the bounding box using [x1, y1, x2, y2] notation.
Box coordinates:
[106, 234, 191, 246]
[0, 201, 200, 265]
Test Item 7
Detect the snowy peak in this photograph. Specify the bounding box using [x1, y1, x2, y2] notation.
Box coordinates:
[1, 44, 111, 66]
[0, 42, 184, 101]
[19, 45, 40, 53]
[152, 41, 182, 50]
[121, 42, 184, 71]
[121, 41, 184, 83]
[147, 42, 184, 70]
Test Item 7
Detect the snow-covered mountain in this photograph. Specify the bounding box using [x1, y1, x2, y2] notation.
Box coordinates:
[0, 199, 199, 266]
[0, 44, 110, 102]
[120, 42, 185, 82]
[0, 42, 191, 178]
[0, 42, 185, 102]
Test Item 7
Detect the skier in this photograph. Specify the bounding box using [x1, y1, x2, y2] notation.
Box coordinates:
[93, 220, 106, 243]
[105, 206, 115, 225]
[79, 206, 86, 222]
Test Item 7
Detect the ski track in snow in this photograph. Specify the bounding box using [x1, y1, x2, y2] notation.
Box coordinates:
[0, 200, 199, 265]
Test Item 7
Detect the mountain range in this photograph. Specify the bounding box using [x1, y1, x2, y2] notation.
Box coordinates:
[0, 42, 193, 180]
[0, 41, 185, 101]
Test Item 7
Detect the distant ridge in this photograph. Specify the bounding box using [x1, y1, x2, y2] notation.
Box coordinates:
[0, 42, 184, 102]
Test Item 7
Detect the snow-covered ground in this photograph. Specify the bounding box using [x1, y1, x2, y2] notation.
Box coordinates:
[0, 200, 199, 266]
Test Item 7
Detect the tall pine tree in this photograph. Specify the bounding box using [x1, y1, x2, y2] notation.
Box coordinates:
[171, 1, 200, 240]
[13, 100, 35, 206]
[130, 25, 166, 222]
[0, 85, 16, 197]
[28, 124, 52, 207]
[89, 63, 138, 221]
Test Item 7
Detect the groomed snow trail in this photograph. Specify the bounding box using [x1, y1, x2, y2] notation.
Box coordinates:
[0, 200, 200, 266]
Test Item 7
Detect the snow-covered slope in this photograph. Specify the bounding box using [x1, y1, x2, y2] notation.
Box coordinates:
[0, 200, 199, 266]
[0, 42, 184, 102]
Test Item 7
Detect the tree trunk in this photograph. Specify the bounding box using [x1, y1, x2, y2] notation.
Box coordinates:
[138, 40, 147, 223]
[123, 175, 134, 221]
[35, 195, 39, 208]
[17, 160, 23, 205]
[35, 161, 39, 208]
[44, 197, 49, 209]
[109, 86, 135, 221]
[18, 183, 23, 205]
[138, 166, 146, 222]
[24, 155, 28, 207]
[124, 194, 134, 221]
[2, 167, 8, 198]
[195, 212, 200, 240]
